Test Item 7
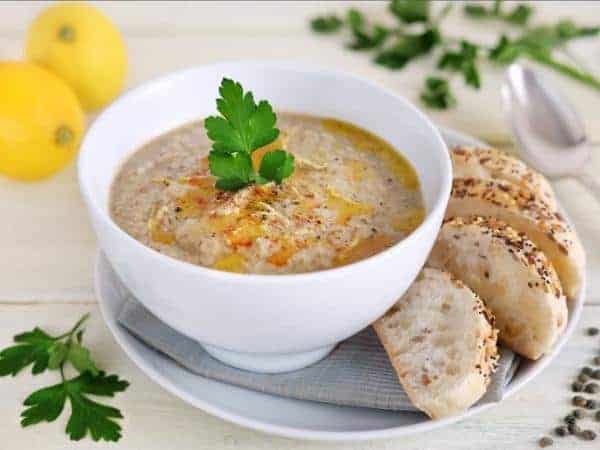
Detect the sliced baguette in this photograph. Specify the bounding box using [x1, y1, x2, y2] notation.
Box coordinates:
[451, 147, 557, 209]
[428, 216, 568, 359]
[374, 268, 499, 419]
[447, 178, 585, 300]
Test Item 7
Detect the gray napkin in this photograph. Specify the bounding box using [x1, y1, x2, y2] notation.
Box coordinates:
[118, 297, 519, 412]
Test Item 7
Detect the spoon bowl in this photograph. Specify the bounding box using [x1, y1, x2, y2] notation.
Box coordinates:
[502, 64, 591, 177]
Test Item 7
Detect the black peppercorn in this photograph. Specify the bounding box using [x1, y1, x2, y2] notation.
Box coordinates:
[587, 327, 599, 336]
[581, 429, 597, 441]
[572, 381, 584, 392]
[585, 382, 600, 394]
[573, 395, 586, 407]
[538, 436, 554, 447]
[555, 426, 568, 437]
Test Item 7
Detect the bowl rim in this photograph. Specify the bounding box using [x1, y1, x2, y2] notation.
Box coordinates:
[78, 61, 452, 283]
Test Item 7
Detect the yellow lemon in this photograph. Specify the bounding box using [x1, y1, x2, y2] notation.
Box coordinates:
[26, 3, 127, 111]
[0, 62, 85, 181]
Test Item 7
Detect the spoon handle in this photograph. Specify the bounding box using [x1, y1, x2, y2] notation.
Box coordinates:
[575, 168, 600, 204]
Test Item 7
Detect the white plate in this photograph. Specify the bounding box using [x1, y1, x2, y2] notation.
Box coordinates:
[96, 127, 584, 441]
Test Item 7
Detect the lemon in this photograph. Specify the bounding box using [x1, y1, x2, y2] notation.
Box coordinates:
[26, 3, 127, 111]
[0, 62, 85, 181]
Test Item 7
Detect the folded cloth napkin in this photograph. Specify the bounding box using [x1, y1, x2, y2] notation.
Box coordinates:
[118, 297, 520, 412]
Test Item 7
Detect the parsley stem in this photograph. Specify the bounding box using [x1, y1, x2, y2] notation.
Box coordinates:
[54, 313, 90, 340]
[525, 51, 600, 91]
[559, 46, 593, 74]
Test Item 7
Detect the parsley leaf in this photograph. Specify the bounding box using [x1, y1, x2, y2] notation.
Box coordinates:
[504, 4, 532, 26]
[438, 40, 481, 89]
[517, 20, 600, 51]
[67, 342, 99, 376]
[1, 314, 130, 442]
[489, 35, 522, 64]
[389, 0, 429, 24]
[21, 372, 129, 442]
[259, 150, 295, 184]
[205, 78, 279, 154]
[464, 1, 532, 26]
[420, 77, 456, 110]
[20, 380, 66, 426]
[375, 28, 440, 69]
[208, 151, 253, 189]
[489, 29, 600, 91]
[346, 9, 390, 51]
[47, 342, 69, 370]
[310, 15, 343, 33]
[0, 327, 55, 376]
[349, 25, 389, 50]
[463, 4, 488, 18]
[347, 8, 364, 30]
[310, 1, 600, 107]
[204, 78, 295, 191]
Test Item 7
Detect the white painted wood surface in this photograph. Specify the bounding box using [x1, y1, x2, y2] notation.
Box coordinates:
[1, 2, 600, 448]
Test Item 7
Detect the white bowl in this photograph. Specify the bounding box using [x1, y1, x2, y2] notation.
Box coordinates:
[78, 62, 452, 373]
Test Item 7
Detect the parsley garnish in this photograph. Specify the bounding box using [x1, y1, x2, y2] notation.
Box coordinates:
[310, 0, 600, 110]
[464, 0, 532, 26]
[310, 15, 343, 33]
[204, 78, 295, 191]
[346, 9, 390, 51]
[375, 28, 440, 69]
[389, 0, 430, 24]
[0, 314, 129, 442]
[420, 77, 456, 110]
[438, 40, 481, 89]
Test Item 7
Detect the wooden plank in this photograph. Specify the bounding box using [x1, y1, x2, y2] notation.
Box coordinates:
[0, 302, 598, 449]
[1, 1, 599, 36]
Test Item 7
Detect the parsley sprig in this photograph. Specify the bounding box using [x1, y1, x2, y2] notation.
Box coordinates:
[310, 0, 600, 109]
[464, 0, 532, 26]
[0, 314, 129, 442]
[204, 78, 295, 191]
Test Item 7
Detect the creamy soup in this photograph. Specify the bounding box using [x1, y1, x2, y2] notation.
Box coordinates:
[110, 113, 425, 274]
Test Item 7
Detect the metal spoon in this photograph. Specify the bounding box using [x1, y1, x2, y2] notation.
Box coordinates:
[502, 63, 600, 203]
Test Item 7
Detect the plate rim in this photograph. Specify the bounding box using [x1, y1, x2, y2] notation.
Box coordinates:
[96, 126, 585, 441]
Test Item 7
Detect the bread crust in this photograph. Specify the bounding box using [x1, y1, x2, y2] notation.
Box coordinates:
[451, 146, 557, 209]
[447, 178, 585, 299]
[429, 216, 568, 359]
[374, 268, 499, 419]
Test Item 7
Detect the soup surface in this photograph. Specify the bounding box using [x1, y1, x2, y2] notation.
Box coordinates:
[110, 113, 425, 274]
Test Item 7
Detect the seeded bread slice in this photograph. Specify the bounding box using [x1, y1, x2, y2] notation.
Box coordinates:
[447, 178, 585, 300]
[451, 147, 557, 209]
[428, 216, 568, 359]
[373, 268, 499, 419]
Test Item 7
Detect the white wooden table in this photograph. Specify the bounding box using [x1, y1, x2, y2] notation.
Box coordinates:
[1, 2, 600, 449]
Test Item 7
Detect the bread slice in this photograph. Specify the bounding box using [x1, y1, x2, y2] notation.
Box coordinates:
[373, 268, 499, 419]
[451, 147, 557, 209]
[447, 178, 585, 300]
[428, 216, 568, 359]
